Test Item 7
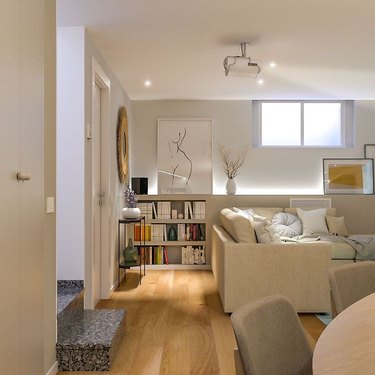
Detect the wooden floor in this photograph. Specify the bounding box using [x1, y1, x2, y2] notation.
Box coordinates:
[58, 270, 326, 375]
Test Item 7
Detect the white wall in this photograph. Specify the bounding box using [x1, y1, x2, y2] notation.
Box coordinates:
[84, 31, 132, 295]
[131, 100, 375, 195]
[57, 27, 132, 294]
[57, 27, 85, 280]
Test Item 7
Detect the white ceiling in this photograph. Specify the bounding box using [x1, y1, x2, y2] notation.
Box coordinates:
[57, 0, 375, 100]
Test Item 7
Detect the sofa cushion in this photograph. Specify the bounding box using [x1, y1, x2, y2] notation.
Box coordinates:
[326, 216, 349, 237]
[319, 240, 355, 259]
[251, 207, 283, 221]
[232, 207, 283, 221]
[296, 208, 329, 235]
[252, 220, 282, 243]
[219, 208, 257, 243]
[272, 212, 302, 238]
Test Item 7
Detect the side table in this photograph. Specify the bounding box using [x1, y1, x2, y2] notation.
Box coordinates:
[117, 216, 146, 285]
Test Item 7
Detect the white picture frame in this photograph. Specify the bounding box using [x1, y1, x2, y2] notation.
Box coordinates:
[157, 118, 213, 194]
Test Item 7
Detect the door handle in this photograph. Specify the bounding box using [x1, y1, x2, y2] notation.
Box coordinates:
[99, 192, 105, 206]
[17, 172, 31, 181]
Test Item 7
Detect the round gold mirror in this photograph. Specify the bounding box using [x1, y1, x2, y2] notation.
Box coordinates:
[117, 106, 129, 184]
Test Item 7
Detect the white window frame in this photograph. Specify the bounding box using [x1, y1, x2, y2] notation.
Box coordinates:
[252, 100, 354, 148]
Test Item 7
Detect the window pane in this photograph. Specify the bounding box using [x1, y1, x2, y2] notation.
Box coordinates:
[261, 103, 301, 146]
[304, 103, 341, 146]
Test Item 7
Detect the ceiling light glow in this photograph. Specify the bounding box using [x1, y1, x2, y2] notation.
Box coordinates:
[269, 62, 276, 68]
[144, 80, 152, 87]
[257, 79, 264, 85]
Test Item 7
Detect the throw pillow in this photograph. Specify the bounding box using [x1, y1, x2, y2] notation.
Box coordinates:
[296, 208, 329, 235]
[326, 216, 349, 237]
[232, 207, 254, 219]
[271, 212, 302, 238]
[219, 208, 257, 243]
[252, 221, 282, 244]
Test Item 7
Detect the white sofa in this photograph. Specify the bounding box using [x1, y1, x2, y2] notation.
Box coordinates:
[212, 207, 356, 313]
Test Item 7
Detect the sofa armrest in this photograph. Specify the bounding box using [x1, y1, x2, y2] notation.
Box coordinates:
[212, 224, 331, 313]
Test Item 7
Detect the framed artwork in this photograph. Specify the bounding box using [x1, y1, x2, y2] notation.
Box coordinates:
[157, 118, 213, 194]
[117, 106, 129, 184]
[323, 158, 374, 195]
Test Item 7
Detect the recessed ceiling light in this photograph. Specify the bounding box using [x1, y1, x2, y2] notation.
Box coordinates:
[144, 80, 152, 87]
[257, 79, 264, 85]
[269, 62, 276, 68]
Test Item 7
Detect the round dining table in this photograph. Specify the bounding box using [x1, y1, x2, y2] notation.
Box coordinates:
[313, 292, 375, 374]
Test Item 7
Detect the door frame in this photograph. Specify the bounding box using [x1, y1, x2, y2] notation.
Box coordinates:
[86, 58, 111, 308]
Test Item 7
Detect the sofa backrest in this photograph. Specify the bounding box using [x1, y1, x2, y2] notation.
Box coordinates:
[284, 207, 336, 217]
[220, 207, 337, 243]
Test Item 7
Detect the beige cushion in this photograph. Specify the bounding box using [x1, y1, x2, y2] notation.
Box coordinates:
[296, 208, 329, 235]
[252, 220, 282, 244]
[252, 207, 283, 221]
[219, 208, 257, 243]
[319, 240, 356, 260]
[285, 207, 336, 217]
[326, 216, 349, 237]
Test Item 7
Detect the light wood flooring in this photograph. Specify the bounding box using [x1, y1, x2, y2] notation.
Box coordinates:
[57, 270, 326, 375]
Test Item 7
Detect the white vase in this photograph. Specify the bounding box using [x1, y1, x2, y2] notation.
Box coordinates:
[122, 207, 141, 219]
[226, 178, 237, 195]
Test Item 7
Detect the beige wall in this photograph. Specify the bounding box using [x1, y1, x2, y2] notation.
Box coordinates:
[0, 0, 57, 374]
[57, 27, 132, 301]
[132, 100, 375, 195]
[131, 100, 375, 235]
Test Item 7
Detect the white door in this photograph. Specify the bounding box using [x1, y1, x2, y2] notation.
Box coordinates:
[92, 82, 102, 307]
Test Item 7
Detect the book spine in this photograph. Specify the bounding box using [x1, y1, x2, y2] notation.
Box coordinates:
[163, 248, 169, 265]
[188, 202, 193, 219]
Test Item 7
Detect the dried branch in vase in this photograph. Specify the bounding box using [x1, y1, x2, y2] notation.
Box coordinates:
[219, 145, 249, 179]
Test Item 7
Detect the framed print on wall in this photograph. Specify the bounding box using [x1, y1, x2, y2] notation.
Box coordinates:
[157, 118, 213, 194]
[323, 158, 374, 195]
[117, 106, 129, 184]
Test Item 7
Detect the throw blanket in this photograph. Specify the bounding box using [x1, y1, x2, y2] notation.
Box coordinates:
[341, 235, 375, 261]
[281, 234, 375, 261]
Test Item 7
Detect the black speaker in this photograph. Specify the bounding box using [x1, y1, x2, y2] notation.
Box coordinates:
[132, 177, 148, 195]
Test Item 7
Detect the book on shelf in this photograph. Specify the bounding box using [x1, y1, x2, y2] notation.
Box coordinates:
[152, 202, 157, 219]
[184, 202, 189, 219]
[154, 246, 164, 265]
[163, 247, 169, 265]
[181, 245, 206, 265]
[188, 202, 193, 219]
[151, 224, 166, 241]
[157, 201, 171, 219]
[138, 245, 171, 265]
[138, 202, 153, 219]
[193, 201, 206, 219]
[183, 223, 205, 241]
[134, 224, 152, 241]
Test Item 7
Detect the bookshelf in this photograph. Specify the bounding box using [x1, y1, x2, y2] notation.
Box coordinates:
[134, 196, 209, 270]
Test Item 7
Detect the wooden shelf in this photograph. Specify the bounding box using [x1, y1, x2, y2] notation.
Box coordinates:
[136, 241, 206, 246]
[145, 219, 205, 224]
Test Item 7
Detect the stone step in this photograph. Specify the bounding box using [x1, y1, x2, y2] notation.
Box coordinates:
[57, 280, 84, 315]
[57, 309, 127, 371]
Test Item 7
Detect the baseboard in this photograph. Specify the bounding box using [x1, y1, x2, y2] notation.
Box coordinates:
[45, 361, 58, 375]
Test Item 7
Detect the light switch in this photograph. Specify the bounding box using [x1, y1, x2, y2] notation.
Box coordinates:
[46, 197, 55, 214]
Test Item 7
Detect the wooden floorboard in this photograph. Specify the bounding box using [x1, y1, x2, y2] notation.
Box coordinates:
[58, 270, 326, 375]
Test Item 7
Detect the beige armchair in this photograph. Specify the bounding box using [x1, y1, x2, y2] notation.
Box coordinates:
[328, 261, 375, 317]
[231, 294, 313, 375]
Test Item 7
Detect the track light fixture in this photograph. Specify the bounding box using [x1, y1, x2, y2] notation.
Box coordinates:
[223, 42, 261, 78]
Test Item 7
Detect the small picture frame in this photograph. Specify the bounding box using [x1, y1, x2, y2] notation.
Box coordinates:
[323, 158, 374, 195]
